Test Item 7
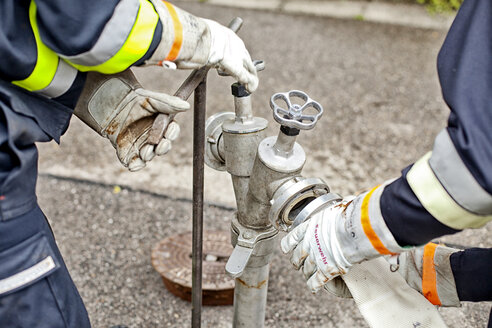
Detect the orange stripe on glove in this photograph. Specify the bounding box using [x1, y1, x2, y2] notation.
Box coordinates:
[361, 186, 398, 256]
[161, 1, 183, 62]
[422, 242, 441, 306]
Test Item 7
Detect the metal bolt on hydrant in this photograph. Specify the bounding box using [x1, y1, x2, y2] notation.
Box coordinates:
[204, 72, 342, 327]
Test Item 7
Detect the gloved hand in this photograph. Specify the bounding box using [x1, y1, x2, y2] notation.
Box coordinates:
[322, 243, 462, 307]
[394, 242, 461, 307]
[146, 1, 258, 92]
[281, 185, 409, 293]
[202, 19, 258, 92]
[74, 70, 190, 171]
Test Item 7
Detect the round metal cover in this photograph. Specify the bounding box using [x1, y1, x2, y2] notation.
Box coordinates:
[151, 230, 234, 305]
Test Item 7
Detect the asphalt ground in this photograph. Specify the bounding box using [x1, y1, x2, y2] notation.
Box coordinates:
[36, 2, 491, 327]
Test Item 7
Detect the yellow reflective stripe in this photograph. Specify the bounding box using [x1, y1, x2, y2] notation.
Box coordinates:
[12, 1, 58, 92]
[69, 0, 158, 74]
[407, 152, 492, 229]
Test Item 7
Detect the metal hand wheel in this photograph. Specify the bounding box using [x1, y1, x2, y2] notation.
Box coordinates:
[269, 90, 323, 130]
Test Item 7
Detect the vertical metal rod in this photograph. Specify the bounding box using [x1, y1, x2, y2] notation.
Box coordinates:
[192, 78, 207, 328]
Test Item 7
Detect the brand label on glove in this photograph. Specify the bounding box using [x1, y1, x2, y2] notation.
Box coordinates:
[315, 224, 328, 265]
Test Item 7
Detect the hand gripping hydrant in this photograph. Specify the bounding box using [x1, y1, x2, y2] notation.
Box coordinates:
[204, 69, 342, 327]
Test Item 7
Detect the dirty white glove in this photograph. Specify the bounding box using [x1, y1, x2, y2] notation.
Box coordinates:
[203, 19, 258, 92]
[146, 1, 258, 92]
[281, 185, 410, 293]
[394, 242, 461, 307]
[74, 71, 189, 171]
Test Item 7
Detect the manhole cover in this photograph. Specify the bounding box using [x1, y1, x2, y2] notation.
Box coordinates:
[151, 230, 234, 305]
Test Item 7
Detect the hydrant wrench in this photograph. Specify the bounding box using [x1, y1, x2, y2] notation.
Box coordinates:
[147, 17, 244, 145]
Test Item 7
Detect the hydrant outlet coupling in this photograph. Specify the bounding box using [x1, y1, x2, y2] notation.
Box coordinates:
[269, 177, 340, 231]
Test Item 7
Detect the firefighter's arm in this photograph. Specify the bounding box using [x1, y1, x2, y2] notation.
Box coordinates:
[22, 0, 258, 170]
[33, 0, 258, 92]
[381, 0, 492, 247]
[281, 0, 492, 295]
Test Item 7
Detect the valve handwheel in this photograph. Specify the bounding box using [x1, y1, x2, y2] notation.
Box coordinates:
[270, 90, 323, 131]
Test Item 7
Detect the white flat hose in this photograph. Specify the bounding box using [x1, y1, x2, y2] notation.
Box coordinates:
[341, 257, 448, 328]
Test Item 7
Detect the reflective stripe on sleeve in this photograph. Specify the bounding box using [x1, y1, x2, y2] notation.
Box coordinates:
[361, 186, 398, 256]
[429, 130, 492, 215]
[407, 152, 492, 229]
[0, 256, 56, 296]
[12, 1, 58, 92]
[68, 0, 159, 74]
[61, 0, 140, 66]
[422, 243, 441, 306]
[35, 59, 78, 98]
[162, 1, 183, 62]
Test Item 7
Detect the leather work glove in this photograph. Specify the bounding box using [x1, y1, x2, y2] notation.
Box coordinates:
[281, 184, 410, 293]
[318, 243, 462, 308]
[146, 1, 258, 92]
[393, 242, 461, 307]
[74, 70, 190, 171]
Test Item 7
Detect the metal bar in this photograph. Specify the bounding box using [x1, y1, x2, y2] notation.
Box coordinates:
[192, 78, 207, 328]
[147, 68, 208, 145]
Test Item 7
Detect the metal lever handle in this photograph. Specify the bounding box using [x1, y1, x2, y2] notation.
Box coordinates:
[147, 17, 244, 145]
[269, 90, 323, 130]
[225, 244, 253, 278]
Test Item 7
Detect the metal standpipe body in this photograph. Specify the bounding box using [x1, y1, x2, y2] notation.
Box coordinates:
[229, 128, 306, 328]
[205, 85, 325, 327]
[217, 83, 273, 328]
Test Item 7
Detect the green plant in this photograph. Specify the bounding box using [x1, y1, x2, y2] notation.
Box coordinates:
[417, 0, 462, 13]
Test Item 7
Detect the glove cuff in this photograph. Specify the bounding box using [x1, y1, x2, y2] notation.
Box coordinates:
[337, 182, 412, 264]
[145, 1, 211, 68]
[428, 244, 461, 306]
[74, 71, 140, 135]
[399, 243, 461, 307]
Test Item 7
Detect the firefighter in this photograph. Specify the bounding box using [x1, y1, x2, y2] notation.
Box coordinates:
[0, 0, 257, 326]
[281, 0, 492, 321]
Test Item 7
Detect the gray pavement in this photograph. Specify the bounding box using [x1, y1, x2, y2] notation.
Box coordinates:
[36, 2, 491, 327]
[38, 175, 491, 327]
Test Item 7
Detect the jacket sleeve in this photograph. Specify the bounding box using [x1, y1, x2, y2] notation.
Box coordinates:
[34, 0, 162, 74]
[379, 0, 492, 246]
[11, 0, 194, 108]
[11, 0, 167, 107]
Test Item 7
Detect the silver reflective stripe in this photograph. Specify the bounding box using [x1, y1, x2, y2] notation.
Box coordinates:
[36, 59, 78, 98]
[0, 256, 56, 295]
[429, 130, 492, 215]
[61, 0, 140, 66]
[407, 152, 492, 230]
